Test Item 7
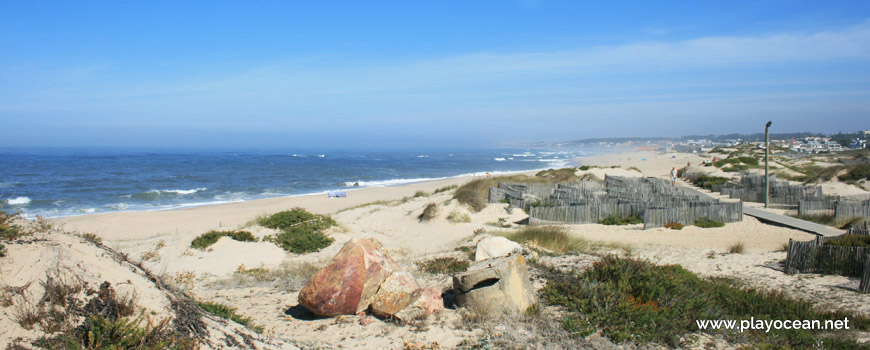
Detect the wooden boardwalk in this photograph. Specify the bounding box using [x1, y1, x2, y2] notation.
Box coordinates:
[743, 207, 844, 236]
[676, 179, 844, 237]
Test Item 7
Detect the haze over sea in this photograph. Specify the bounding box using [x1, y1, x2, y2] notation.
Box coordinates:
[0, 147, 598, 219]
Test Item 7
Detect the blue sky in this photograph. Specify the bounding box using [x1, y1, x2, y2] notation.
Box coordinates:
[1, 1, 869, 148]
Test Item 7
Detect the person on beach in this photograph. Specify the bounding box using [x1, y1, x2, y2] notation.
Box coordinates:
[485, 172, 492, 178]
[670, 167, 677, 185]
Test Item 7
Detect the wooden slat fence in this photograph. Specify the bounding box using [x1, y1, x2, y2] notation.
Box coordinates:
[785, 226, 870, 293]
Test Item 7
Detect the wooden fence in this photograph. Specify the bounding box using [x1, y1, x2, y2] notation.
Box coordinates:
[785, 224, 870, 293]
[696, 173, 823, 208]
[497, 176, 742, 229]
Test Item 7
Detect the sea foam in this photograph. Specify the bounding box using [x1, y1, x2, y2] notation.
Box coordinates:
[6, 196, 31, 205]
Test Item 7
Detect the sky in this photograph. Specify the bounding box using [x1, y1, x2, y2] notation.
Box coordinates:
[1, 1, 869, 148]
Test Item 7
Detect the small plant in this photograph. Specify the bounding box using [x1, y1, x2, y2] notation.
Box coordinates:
[190, 230, 257, 250]
[265, 226, 334, 254]
[197, 301, 263, 333]
[663, 222, 683, 230]
[416, 257, 470, 274]
[777, 242, 790, 252]
[0, 243, 5, 258]
[599, 215, 642, 226]
[627, 166, 642, 173]
[447, 210, 471, 223]
[413, 190, 429, 198]
[694, 217, 725, 228]
[140, 250, 160, 262]
[77, 233, 103, 245]
[419, 203, 438, 222]
[0, 211, 27, 241]
[727, 242, 745, 254]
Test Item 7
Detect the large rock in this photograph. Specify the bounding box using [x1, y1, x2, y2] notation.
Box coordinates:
[394, 286, 445, 321]
[298, 238, 400, 316]
[453, 253, 535, 316]
[370, 270, 419, 317]
[475, 236, 522, 261]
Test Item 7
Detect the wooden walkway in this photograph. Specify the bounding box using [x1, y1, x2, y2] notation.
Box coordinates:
[676, 179, 844, 237]
[743, 207, 844, 237]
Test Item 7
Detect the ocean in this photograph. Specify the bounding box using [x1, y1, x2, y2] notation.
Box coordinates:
[0, 147, 599, 219]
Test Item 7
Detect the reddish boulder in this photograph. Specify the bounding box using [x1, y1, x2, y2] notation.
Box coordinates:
[298, 238, 400, 316]
[394, 286, 444, 321]
[370, 270, 420, 317]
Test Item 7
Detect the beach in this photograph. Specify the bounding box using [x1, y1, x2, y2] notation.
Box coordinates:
[2, 150, 865, 349]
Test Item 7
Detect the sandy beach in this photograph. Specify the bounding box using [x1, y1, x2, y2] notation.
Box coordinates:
[3, 150, 867, 349]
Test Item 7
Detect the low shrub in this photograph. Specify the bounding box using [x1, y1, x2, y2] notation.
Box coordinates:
[190, 230, 257, 250]
[197, 301, 262, 332]
[0, 243, 5, 258]
[0, 211, 27, 240]
[694, 217, 725, 228]
[447, 210, 471, 223]
[265, 226, 334, 254]
[691, 175, 730, 191]
[419, 203, 438, 222]
[599, 215, 642, 226]
[839, 164, 870, 182]
[414, 190, 429, 198]
[454, 179, 491, 212]
[416, 257, 470, 274]
[542, 256, 870, 348]
[823, 234, 870, 248]
[258, 208, 336, 231]
[663, 222, 683, 230]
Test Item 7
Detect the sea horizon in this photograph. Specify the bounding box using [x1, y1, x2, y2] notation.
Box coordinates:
[0, 146, 610, 219]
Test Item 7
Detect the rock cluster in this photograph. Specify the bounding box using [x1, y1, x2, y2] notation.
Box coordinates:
[298, 238, 443, 320]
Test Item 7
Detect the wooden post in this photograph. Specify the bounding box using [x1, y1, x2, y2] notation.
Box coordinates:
[765, 121, 771, 208]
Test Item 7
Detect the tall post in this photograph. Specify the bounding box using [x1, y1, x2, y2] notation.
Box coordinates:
[765, 121, 772, 208]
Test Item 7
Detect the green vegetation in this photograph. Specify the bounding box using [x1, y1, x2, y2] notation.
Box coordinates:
[265, 225, 334, 254]
[823, 235, 870, 248]
[413, 190, 429, 198]
[416, 257, 470, 274]
[839, 164, 870, 182]
[197, 301, 263, 333]
[419, 203, 438, 222]
[728, 242, 745, 254]
[502, 226, 624, 255]
[434, 184, 458, 194]
[542, 256, 870, 348]
[691, 175, 730, 191]
[714, 156, 759, 167]
[35, 314, 195, 350]
[627, 166, 642, 173]
[190, 230, 257, 250]
[260, 208, 336, 254]
[663, 222, 683, 230]
[1, 211, 27, 240]
[447, 210, 471, 223]
[599, 215, 642, 226]
[258, 207, 336, 231]
[789, 214, 865, 229]
[694, 217, 725, 228]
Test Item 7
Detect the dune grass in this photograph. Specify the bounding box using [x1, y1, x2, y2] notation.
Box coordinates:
[416, 257, 470, 274]
[453, 173, 574, 212]
[419, 203, 438, 222]
[501, 226, 623, 255]
[197, 301, 263, 333]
